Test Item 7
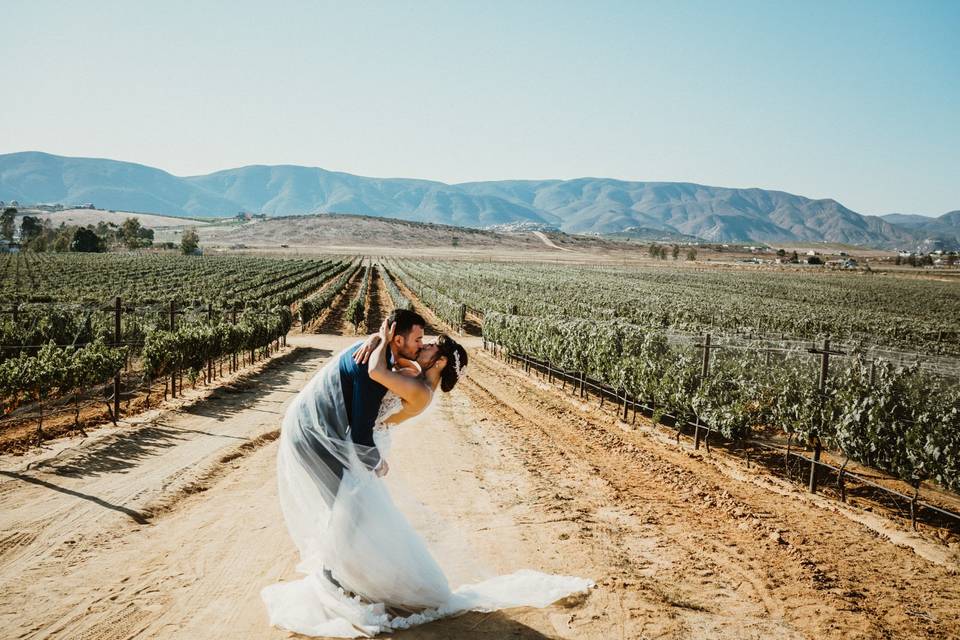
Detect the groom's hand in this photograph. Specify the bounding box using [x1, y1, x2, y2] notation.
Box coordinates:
[353, 334, 381, 364]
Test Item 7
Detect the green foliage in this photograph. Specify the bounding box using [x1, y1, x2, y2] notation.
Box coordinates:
[484, 311, 960, 492]
[390, 259, 960, 356]
[386, 260, 465, 329]
[298, 262, 357, 326]
[142, 307, 291, 379]
[0, 339, 126, 414]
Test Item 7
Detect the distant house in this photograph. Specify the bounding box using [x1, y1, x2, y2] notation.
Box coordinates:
[0, 240, 20, 253]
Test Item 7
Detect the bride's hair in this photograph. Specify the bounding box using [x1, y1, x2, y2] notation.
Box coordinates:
[435, 334, 468, 393]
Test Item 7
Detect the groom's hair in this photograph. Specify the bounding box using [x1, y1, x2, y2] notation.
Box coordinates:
[387, 308, 426, 337]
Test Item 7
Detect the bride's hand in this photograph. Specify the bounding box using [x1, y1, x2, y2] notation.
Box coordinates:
[375, 459, 389, 477]
[383, 320, 397, 344]
[353, 333, 382, 364]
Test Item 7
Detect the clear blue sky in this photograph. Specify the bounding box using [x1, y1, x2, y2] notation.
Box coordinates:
[2, 0, 957, 215]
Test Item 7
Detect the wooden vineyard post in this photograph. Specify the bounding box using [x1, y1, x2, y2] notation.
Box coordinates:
[694, 333, 712, 450]
[622, 388, 629, 421]
[580, 371, 586, 399]
[113, 296, 121, 423]
[169, 300, 177, 398]
[206, 302, 213, 383]
[806, 337, 843, 493]
[232, 306, 238, 373]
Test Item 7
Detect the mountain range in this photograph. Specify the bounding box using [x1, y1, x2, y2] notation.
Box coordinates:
[1, 151, 956, 248]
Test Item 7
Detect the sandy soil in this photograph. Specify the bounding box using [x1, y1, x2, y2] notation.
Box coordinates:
[2, 294, 959, 639]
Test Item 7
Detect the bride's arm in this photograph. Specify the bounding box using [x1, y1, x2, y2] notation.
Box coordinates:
[369, 321, 431, 408]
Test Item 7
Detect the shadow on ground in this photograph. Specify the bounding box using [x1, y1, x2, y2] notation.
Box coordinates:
[390, 610, 559, 639]
[15, 347, 330, 480]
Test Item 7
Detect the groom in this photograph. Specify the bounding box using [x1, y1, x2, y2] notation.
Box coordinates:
[338, 308, 426, 477]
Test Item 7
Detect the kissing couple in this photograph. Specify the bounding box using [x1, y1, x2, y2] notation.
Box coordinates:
[261, 309, 593, 638]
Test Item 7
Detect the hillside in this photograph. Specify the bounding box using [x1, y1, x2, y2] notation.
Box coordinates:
[189, 213, 622, 253]
[2, 151, 957, 248]
[880, 211, 960, 247]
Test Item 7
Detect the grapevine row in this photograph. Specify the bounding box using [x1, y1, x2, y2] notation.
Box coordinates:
[483, 312, 960, 493]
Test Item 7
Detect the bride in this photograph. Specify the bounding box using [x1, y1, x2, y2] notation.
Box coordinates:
[261, 320, 593, 638]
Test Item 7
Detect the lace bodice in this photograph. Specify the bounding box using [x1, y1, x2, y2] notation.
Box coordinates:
[373, 391, 403, 457]
[374, 391, 404, 431]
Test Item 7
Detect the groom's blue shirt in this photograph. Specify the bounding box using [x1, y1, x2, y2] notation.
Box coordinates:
[338, 342, 392, 469]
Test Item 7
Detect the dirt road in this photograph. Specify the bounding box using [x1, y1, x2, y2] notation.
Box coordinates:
[1, 333, 958, 639]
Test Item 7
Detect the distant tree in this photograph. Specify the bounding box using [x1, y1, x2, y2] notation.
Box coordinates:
[907, 254, 918, 267]
[52, 227, 72, 252]
[648, 243, 661, 259]
[947, 254, 956, 267]
[807, 255, 823, 265]
[685, 247, 697, 261]
[789, 250, 799, 264]
[921, 254, 934, 266]
[776, 248, 786, 258]
[120, 217, 152, 249]
[71, 227, 105, 252]
[181, 227, 200, 255]
[0, 207, 15, 242]
[20, 215, 43, 243]
[895, 255, 902, 265]
[121, 217, 144, 249]
[671, 244, 680, 260]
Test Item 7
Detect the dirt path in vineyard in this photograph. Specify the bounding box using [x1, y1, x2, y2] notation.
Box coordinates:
[0, 334, 957, 639]
[365, 265, 394, 331]
[313, 267, 364, 336]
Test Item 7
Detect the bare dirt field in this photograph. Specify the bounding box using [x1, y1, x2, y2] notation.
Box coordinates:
[1, 286, 959, 640]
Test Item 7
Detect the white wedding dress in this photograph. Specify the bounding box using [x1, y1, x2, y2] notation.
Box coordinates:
[261, 353, 593, 638]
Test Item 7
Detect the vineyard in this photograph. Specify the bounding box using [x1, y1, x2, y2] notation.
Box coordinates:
[4, 252, 959, 516]
[0, 253, 359, 449]
[384, 259, 960, 517]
